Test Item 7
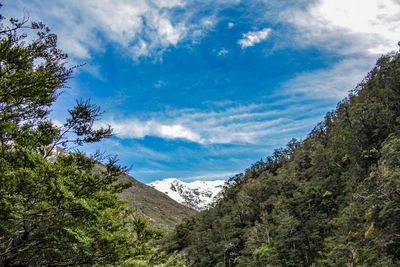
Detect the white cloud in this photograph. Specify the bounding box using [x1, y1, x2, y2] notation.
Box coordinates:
[217, 48, 228, 56]
[159, 124, 202, 141]
[180, 171, 239, 181]
[272, 0, 400, 101]
[5, 0, 212, 61]
[68, 0, 187, 59]
[148, 12, 186, 47]
[98, 102, 326, 145]
[238, 28, 271, 49]
[228, 22, 235, 28]
[284, 0, 400, 55]
[96, 119, 203, 143]
[151, 0, 185, 8]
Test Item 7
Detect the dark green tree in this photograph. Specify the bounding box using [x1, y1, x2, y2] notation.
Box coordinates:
[0, 9, 167, 266]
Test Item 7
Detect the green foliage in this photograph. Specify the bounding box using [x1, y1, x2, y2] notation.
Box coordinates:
[0, 11, 166, 266]
[164, 51, 400, 266]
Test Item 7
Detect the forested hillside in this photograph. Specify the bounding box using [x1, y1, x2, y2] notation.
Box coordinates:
[163, 51, 400, 266]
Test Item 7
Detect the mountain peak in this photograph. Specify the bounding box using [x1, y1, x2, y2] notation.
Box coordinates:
[149, 178, 226, 211]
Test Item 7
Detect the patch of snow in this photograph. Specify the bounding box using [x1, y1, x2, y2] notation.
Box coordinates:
[148, 178, 226, 210]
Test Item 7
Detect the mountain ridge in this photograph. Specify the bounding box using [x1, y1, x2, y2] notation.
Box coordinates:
[149, 178, 226, 211]
[117, 175, 196, 230]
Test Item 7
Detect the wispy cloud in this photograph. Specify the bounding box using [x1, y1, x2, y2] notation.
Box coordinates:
[178, 171, 239, 181]
[267, 0, 400, 101]
[97, 102, 327, 145]
[217, 48, 228, 56]
[83, 138, 173, 164]
[238, 28, 271, 49]
[280, 56, 376, 99]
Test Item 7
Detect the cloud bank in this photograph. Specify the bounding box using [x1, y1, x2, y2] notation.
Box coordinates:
[7, 0, 216, 60]
[284, 0, 400, 55]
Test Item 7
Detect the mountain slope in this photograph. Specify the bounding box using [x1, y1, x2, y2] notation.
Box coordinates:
[117, 174, 195, 230]
[52, 147, 195, 230]
[163, 53, 400, 265]
[149, 178, 225, 210]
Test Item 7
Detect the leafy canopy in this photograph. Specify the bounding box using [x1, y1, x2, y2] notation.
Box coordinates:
[0, 8, 171, 266]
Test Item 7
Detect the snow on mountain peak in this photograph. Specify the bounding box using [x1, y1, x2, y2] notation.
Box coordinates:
[148, 178, 226, 211]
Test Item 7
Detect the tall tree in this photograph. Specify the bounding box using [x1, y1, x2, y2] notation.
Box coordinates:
[0, 9, 166, 266]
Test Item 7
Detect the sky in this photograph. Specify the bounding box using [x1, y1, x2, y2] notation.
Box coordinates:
[2, 0, 400, 183]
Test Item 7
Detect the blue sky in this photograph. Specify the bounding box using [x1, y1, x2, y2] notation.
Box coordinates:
[3, 0, 400, 183]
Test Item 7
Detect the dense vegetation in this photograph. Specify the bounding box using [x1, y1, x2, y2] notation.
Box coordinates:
[164, 51, 400, 266]
[0, 11, 186, 266]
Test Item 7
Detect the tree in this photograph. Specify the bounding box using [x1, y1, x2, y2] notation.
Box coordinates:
[0, 9, 164, 266]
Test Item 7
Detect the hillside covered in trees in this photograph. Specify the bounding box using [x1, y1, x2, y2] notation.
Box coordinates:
[163, 51, 400, 266]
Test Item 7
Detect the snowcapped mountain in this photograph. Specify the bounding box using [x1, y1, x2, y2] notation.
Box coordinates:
[148, 178, 226, 211]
